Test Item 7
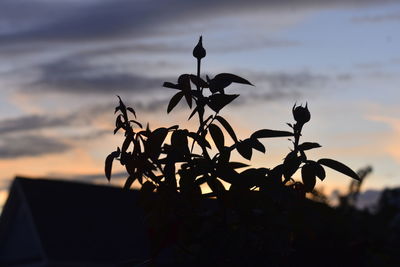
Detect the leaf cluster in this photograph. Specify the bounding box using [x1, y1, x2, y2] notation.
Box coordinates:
[106, 37, 359, 200]
[105, 37, 360, 259]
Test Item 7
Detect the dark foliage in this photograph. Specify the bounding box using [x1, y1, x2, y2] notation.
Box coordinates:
[105, 37, 366, 265]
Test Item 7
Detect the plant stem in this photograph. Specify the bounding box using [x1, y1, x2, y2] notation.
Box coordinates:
[197, 59, 201, 90]
[294, 123, 303, 152]
[195, 58, 210, 160]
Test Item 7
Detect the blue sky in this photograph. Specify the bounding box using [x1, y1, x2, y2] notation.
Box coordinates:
[0, 0, 399, 207]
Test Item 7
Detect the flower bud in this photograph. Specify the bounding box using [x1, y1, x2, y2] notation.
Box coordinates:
[292, 103, 311, 124]
[193, 36, 206, 60]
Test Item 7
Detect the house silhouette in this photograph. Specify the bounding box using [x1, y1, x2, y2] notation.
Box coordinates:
[0, 177, 152, 266]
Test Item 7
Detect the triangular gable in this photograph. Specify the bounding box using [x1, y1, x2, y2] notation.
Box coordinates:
[0, 179, 45, 266]
[0, 177, 151, 265]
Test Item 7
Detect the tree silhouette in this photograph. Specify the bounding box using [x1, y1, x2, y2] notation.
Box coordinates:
[105, 37, 361, 264]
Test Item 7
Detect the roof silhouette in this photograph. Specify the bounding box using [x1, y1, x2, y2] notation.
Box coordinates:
[0, 177, 151, 266]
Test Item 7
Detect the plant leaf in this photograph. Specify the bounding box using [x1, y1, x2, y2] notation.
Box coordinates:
[215, 115, 238, 143]
[130, 120, 142, 128]
[177, 74, 192, 109]
[163, 82, 180, 89]
[171, 130, 190, 156]
[140, 181, 156, 193]
[251, 129, 294, 139]
[116, 114, 124, 128]
[188, 132, 211, 149]
[207, 177, 226, 198]
[283, 151, 301, 181]
[127, 107, 136, 118]
[121, 134, 133, 153]
[309, 161, 326, 181]
[117, 95, 126, 114]
[190, 74, 209, 88]
[318, 158, 360, 180]
[298, 142, 321, 151]
[167, 91, 184, 113]
[301, 163, 316, 192]
[146, 128, 168, 160]
[167, 125, 179, 131]
[228, 162, 249, 169]
[207, 94, 239, 113]
[209, 73, 253, 93]
[184, 91, 192, 109]
[249, 138, 265, 153]
[214, 73, 253, 86]
[178, 74, 191, 89]
[215, 164, 239, 184]
[123, 174, 137, 189]
[105, 149, 120, 181]
[113, 125, 122, 135]
[236, 140, 252, 160]
[188, 105, 199, 120]
[209, 124, 225, 152]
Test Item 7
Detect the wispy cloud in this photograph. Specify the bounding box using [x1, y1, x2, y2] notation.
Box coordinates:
[246, 71, 329, 90]
[0, 135, 70, 158]
[352, 12, 400, 23]
[0, 114, 73, 135]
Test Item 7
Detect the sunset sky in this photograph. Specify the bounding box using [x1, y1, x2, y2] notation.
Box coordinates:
[0, 0, 399, 208]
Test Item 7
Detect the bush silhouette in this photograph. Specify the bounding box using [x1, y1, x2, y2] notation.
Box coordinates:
[105, 37, 362, 265]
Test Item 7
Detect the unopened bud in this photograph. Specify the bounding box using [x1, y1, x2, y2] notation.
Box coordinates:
[292, 103, 311, 124]
[193, 36, 206, 60]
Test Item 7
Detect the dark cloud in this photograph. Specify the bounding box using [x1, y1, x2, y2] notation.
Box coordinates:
[220, 70, 341, 105]
[0, 106, 108, 137]
[30, 57, 169, 94]
[79, 43, 190, 57]
[0, 0, 395, 45]
[0, 114, 73, 135]
[0, 135, 70, 158]
[56, 38, 300, 60]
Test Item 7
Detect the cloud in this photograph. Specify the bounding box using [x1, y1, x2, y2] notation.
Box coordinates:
[0, 135, 70, 158]
[27, 43, 324, 96]
[0, 0, 391, 98]
[248, 71, 328, 89]
[0, 0, 395, 45]
[29, 57, 169, 94]
[209, 38, 301, 52]
[249, 90, 302, 102]
[0, 114, 73, 135]
[352, 12, 400, 23]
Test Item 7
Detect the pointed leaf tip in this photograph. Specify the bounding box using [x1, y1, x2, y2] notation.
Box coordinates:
[207, 94, 239, 112]
[298, 142, 321, 151]
[105, 150, 120, 181]
[251, 129, 294, 139]
[209, 124, 225, 152]
[167, 91, 184, 113]
[215, 115, 238, 143]
[318, 158, 360, 181]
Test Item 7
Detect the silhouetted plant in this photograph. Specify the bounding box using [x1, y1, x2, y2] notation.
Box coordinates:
[105, 37, 361, 262]
[106, 36, 359, 197]
[338, 165, 373, 209]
